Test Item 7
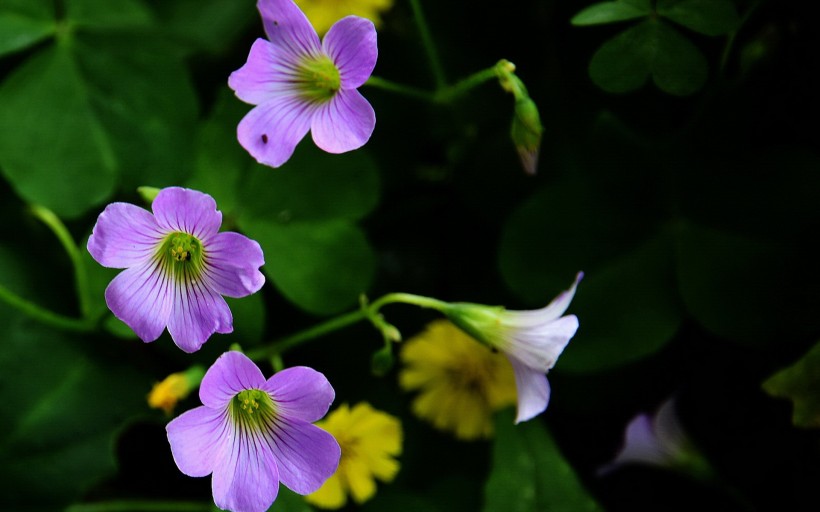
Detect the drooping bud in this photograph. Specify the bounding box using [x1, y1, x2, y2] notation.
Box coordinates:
[510, 97, 543, 175]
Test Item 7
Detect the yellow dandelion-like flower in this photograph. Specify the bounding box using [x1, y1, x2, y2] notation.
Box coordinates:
[295, 0, 394, 35]
[306, 402, 402, 509]
[147, 366, 204, 415]
[399, 319, 518, 441]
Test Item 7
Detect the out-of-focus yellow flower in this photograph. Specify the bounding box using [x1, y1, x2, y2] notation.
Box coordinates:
[147, 366, 204, 415]
[399, 319, 517, 440]
[306, 402, 402, 509]
[295, 0, 393, 35]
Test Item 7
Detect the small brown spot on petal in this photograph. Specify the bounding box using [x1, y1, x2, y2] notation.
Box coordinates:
[261, 134, 269, 144]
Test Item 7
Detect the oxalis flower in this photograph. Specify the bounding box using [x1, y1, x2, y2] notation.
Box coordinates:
[228, 0, 377, 168]
[441, 272, 583, 424]
[87, 187, 265, 353]
[399, 319, 517, 440]
[167, 351, 340, 512]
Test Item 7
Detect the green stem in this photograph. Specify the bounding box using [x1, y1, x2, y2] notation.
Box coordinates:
[365, 76, 436, 102]
[408, 0, 446, 88]
[368, 292, 449, 312]
[0, 282, 95, 332]
[719, 0, 764, 76]
[245, 293, 450, 361]
[65, 501, 212, 512]
[30, 204, 92, 319]
[435, 66, 500, 104]
[246, 309, 368, 361]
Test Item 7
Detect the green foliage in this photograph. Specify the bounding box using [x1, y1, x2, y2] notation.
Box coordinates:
[571, 0, 651, 26]
[588, 19, 708, 95]
[0, 304, 148, 510]
[0, 0, 197, 218]
[0, 44, 118, 218]
[483, 410, 602, 512]
[656, 0, 740, 36]
[763, 340, 820, 429]
[673, 221, 820, 346]
[0, 0, 54, 56]
[573, 0, 740, 95]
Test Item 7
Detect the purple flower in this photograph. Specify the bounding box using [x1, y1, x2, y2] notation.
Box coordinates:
[87, 187, 265, 353]
[167, 351, 340, 512]
[598, 398, 715, 481]
[228, 0, 378, 168]
[443, 272, 582, 423]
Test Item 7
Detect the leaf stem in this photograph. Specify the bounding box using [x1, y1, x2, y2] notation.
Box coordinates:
[0, 283, 95, 332]
[30, 204, 93, 319]
[408, 0, 447, 89]
[365, 76, 436, 102]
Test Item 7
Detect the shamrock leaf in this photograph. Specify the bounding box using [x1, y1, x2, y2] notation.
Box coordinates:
[589, 19, 708, 95]
[763, 340, 820, 429]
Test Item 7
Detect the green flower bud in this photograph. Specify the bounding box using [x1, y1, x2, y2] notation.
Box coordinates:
[510, 97, 543, 175]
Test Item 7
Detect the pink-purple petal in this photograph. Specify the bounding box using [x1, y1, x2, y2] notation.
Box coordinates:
[257, 0, 321, 59]
[229, 38, 299, 104]
[87, 202, 164, 269]
[212, 429, 280, 512]
[166, 280, 233, 353]
[237, 97, 315, 168]
[267, 418, 340, 494]
[200, 352, 268, 408]
[166, 406, 228, 477]
[310, 89, 375, 154]
[152, 187, 222, 240]
[508, 357, 551, 424]
[105, 261, 173, 343]
[262, 366, 335, 423]
[322, 16, 378, 89]
[204, 232, 266, 298]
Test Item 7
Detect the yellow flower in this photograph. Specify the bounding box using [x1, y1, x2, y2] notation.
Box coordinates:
[147, 366, 204, 415]
[295, 0, 393, 35]
[306, 402, 402, 509]
[398, 319, 517, 440]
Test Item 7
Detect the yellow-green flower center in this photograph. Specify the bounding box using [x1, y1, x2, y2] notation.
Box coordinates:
[158, 232, 205, 282]
[295, 54, 341, 103]
[230, 389, 277, 431]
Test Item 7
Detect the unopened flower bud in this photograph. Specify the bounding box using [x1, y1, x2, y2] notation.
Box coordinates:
[510, 97, 543, 175]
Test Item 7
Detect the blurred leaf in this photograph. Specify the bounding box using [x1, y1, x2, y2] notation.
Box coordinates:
[0, 0, 55, 57]
[74, 32, 198, 193]
[225, 293, 266, 346]
[186, 87, 250, 216]
[241, 143, 381, 223]
[0, 312, 148, 510]
[763, 340, 820, 429]
[657, 0, 740, 36]
[589, 19, 708, 95]
[64, 0, 153, 28]
[240, 218, 375, 315]
[148, 0, 257, 55]
[483, 409, 602, 512]
[571, 0, 651, 26]
[0, 44, 117, 218]
[559, 231, 683, 373]
[499, 178, 657, 305]
[674, 221, 820, 345]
